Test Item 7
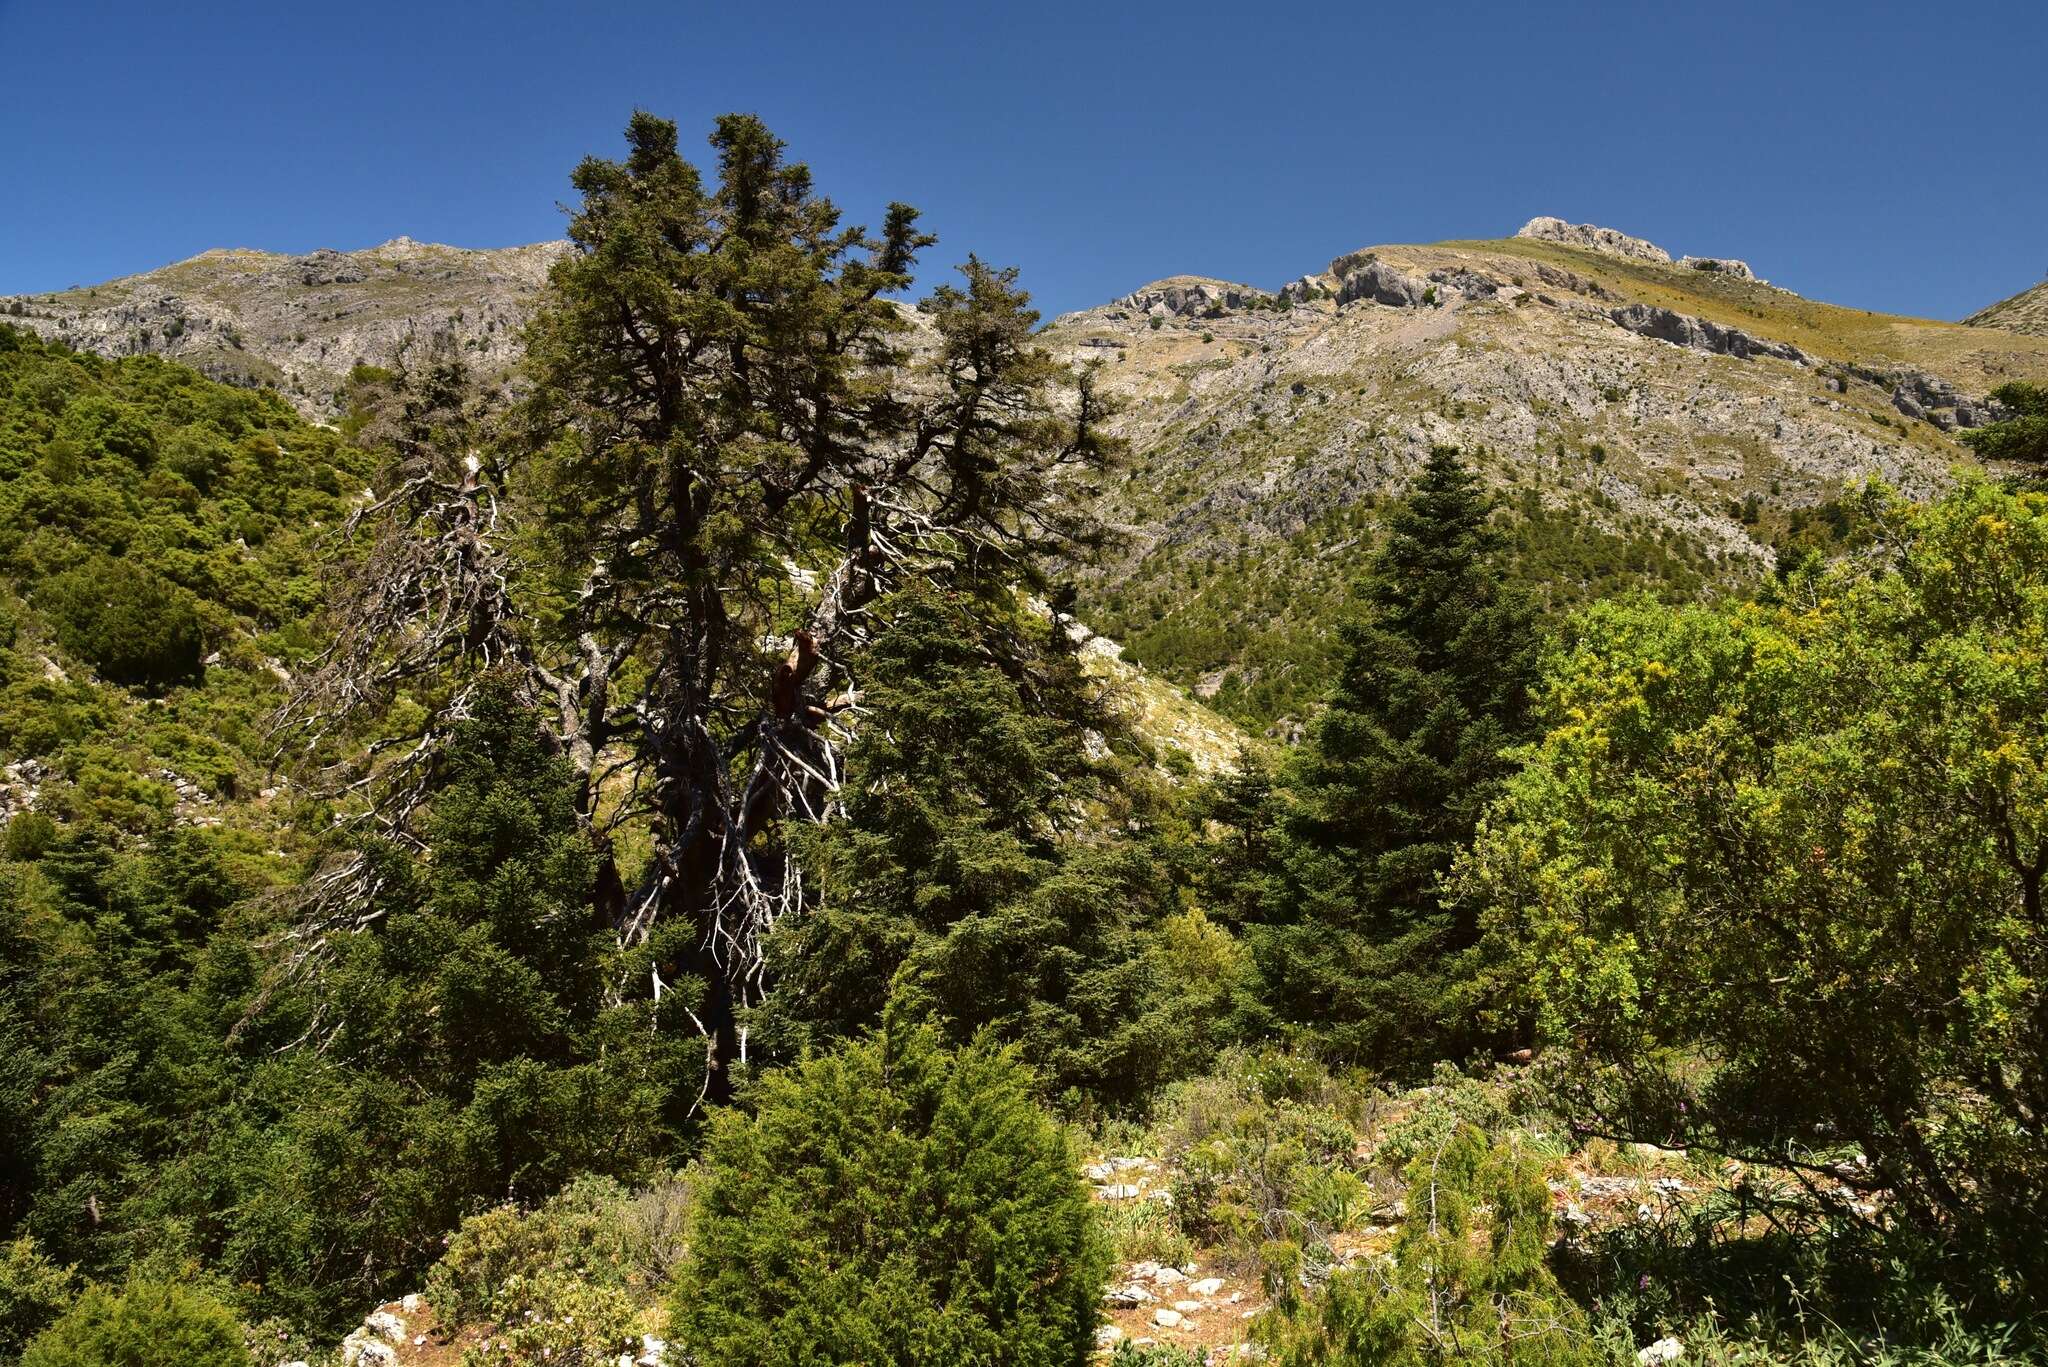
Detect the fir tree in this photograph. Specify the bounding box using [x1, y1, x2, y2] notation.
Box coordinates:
[1255, 447, 1538, 1072]
[758, 586, 1201, 1104]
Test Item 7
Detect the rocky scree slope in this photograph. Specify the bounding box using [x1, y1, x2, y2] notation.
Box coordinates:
[1042, 217, 2048, 725]
[0, 237, 564, 416]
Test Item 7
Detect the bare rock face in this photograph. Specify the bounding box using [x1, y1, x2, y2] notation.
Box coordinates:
[1279, 274, 1336, 305]
[1040, 226, 2048, 724]
[1516, 216, 1672, 265]
[1331, 253, 1432, 307]
[1116, 277, 1269, 318]
[1608, 304, 1809, 364]
[1858, 365, 2011, 430]
[0, 237, 567, 417]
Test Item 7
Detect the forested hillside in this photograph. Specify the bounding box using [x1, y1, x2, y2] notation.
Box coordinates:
[5, 114, 2048, 1367]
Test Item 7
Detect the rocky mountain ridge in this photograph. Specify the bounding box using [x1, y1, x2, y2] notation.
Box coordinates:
[1, 237, 566, 416]
[1042, 221, 2048, 721]
[10, 220, 2048, 725]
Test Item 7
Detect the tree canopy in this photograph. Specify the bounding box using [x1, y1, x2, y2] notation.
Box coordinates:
[1247, 447, 1539, 1072]
[1466, 476, 2048, 1284]
[282, 111, 1120, 1101]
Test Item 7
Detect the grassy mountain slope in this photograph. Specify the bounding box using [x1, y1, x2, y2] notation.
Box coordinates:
[0, 323, 367, 856]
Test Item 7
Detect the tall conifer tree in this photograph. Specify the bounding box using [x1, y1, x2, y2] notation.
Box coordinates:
[1255, 447, 1538, 1072]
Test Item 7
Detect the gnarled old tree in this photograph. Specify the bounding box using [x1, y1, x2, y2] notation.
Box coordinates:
[276, 111, 1117, 1101]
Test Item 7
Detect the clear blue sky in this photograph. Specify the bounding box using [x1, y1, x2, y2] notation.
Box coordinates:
[3, 0, 2043, 323]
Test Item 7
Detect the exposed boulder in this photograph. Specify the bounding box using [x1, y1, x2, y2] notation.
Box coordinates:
[1280, 273, 1335, 305]
[1880, 368, 2006, 430]
[1332, 254, 1431, 308]
[1118, 278, 1267, 318]
[1516, 216, 1672, 264]
[1608, 304, 1808, 364]
[1428, 266, 1501, 299]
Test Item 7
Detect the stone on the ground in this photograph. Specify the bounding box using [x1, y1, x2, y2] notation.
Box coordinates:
[365, 1310, 407, 1344]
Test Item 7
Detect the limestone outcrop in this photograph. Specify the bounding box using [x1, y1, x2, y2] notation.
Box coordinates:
[1116, 278, 1268, 318]
[1678, 255, 1758, 281]
[1515, 216, 1672, 264]
[1331, 254, 1431, 308]
[1608, 303, 1809, 364]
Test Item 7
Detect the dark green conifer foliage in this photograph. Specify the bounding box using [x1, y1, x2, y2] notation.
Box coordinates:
[306, 112, 1118, 1103]
[193, 683, 694, 1325]
[37, 556, 203, 690]
[678, 992, 1108, 1367]
[759, 587, 1200, 1103]
[1255, 447, 1538, 1072]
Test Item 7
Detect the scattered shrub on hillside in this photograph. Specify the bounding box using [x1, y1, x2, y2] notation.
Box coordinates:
[1111, 1343, 1207, 1367]
[1259, 1126, 1593, 1367]
[37, 556, 203, 689]
[1153, 1047, 1377, 1292]
[20, 1281, 249, 1367]
[675, 993, 1107, 1366]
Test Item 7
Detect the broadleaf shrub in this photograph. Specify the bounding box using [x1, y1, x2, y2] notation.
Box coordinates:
[21, 1281, 249, 1367]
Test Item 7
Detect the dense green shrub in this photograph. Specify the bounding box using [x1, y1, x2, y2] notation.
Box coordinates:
[425, 1179, 651, 1367]
[424, 1177, 639, 1325]
[20, 1281, 249, 1367]
[36, 556, 203, 689]
[1960, 381, 2048, 470]
[1467, 476, 2048, 1293]
[676, 996, 1108, 1366]
[0, 1238, 77, 1360]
